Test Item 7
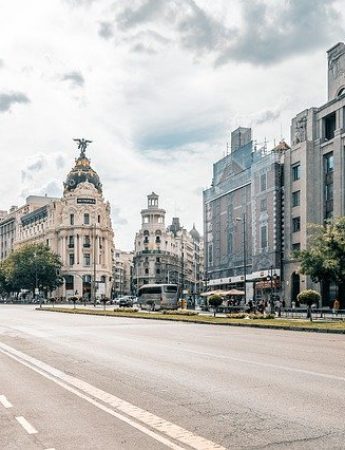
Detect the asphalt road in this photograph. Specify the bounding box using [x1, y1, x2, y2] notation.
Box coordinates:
[0, 306, 344, 450]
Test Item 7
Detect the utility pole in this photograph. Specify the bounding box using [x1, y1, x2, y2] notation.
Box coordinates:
[181, 243, 185, 295]
[236, 213, 247, 304]
[243, 212, 247, 305]
[93, 223, 97, 307]
[34, 251, 40, 308]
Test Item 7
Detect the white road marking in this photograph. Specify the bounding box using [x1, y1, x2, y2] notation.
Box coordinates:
[0, 394, 13, 408]
[113, 335, 345, 383]
[0, 341, 225, 450]
[181, 348, 345, 382]
[15, 416, 38, 434]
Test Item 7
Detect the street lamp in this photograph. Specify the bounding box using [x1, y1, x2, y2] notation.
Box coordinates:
[236, 213, 247, 304]
[267, 265, 278, 313]
[33, 251, 40, 308]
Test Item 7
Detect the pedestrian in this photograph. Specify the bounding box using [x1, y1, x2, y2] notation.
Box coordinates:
[332, 298, 340, 315]
[248, 300, 253, 313]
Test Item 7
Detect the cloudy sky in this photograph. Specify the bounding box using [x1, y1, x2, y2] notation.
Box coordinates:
[1, 0, 344, 250]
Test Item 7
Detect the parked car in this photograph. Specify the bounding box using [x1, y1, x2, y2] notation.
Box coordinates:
[118, 296, 134, 307]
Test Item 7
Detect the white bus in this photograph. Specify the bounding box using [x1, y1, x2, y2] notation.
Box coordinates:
[137, 284, 179, 310]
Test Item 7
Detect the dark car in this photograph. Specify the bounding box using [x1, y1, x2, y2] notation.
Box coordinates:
[118, 296, 133, 307]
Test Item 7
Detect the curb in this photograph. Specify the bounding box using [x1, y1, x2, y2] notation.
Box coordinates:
[36, 308, 345, 334]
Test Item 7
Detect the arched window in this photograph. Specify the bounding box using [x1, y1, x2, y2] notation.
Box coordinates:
[338, 87, 345, 97]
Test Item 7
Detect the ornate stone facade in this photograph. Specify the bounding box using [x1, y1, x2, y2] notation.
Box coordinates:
[133, 193, 203, 297]
[0, 143, 114, 300]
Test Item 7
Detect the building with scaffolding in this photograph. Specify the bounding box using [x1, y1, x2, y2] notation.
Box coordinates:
[203, 127, 288, 302]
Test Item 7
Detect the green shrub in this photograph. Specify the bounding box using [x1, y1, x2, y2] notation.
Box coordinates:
[297, 289, 320, 305]
[208, 294, 223, 317]
[297, 289, 320, 321]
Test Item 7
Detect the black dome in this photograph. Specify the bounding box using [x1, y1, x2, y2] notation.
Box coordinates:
[64, 154, 102, 193]
[190, 224, 200, 241]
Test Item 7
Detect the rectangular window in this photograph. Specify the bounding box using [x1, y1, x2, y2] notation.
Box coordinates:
[70, 214, 74, 225]
[292, 243, 301, 252]
[324, 152, 334, 173]
[292, 164, 301, 181]
[69, 254, 75, 266]
[68, 236, 74, 248]
[260, 173, 267, 191]
[84, 213, 90, 225]
[260, 199, 267, 212]
[84, 253, 91, 266]
[260, 225, 268, 249]
[292, 191, 300, 207]
[65, 275, 74, 290]
[208, 243, 213, 265]
[97, 215, 101, 223]
[292, 217, 301, 232]
[323, 112, 336, 141]
[325, 183, 333, 201]
[84, 235, 90, 247]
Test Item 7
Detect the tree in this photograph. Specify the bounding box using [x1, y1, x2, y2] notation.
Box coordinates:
[296, 218, 345, 305]
[4, 243, 63, 297]
[208, 294, 223, 317]
[297, 289, 321, 321]
[0, 261, 13, 294]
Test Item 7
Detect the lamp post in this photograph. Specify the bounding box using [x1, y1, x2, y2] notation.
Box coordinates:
[33, 251, 40, 308]
[236, 213, 247, 304]
[267, 265, 278, 314]
[93, 223, 97, 307]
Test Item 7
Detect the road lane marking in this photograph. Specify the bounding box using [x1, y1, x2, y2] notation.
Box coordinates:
[15, 416, 38, 434]
[0, 341, 225, 450]
[0, 394, 13, 408]
[181, 348, 345, 382]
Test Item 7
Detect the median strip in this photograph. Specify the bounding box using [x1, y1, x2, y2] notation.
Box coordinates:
[37, 307, 345, 334]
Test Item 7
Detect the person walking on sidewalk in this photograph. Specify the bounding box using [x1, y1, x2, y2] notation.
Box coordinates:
[332, 298, 340, 316]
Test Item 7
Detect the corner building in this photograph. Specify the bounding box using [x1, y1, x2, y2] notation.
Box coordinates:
[133, 193, 203, 296]
[283, 42, 345, 305]
[203, 128, 286, 300]
[0, 144, 114, 300]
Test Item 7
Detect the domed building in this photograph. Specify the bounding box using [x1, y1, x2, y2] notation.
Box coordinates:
[64, 151, 103, 193]
[13, 139, 115, 300]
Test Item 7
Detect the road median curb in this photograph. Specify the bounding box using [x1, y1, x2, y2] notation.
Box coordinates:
[36, 307, 345, 334]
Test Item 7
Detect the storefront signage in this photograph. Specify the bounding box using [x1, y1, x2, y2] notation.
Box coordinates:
[77, 198, 96, 204]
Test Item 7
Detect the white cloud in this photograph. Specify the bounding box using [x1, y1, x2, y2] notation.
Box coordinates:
[0, 0, 344, 249]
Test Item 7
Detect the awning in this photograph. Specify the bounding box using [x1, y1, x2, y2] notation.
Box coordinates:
[224, 289, 245, 296]
[255, 280, 280, 290]
[200, 290, 228, 297]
